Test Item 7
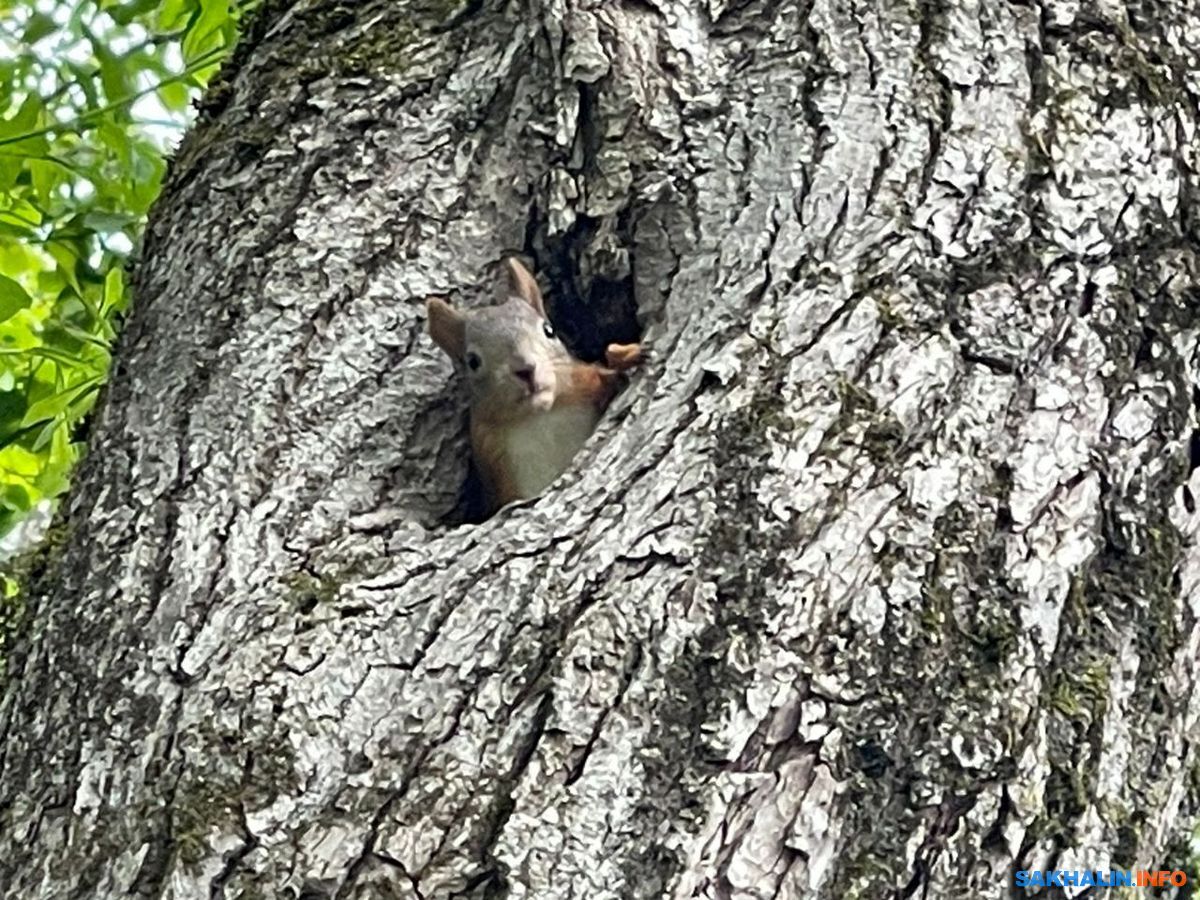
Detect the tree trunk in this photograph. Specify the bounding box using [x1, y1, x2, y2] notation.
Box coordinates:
[3, 0, 1198, 898]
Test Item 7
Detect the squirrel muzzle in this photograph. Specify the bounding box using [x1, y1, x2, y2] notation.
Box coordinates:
[511, 355, 555, 411]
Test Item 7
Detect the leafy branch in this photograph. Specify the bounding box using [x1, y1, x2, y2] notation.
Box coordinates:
[0, 45, 227, 150]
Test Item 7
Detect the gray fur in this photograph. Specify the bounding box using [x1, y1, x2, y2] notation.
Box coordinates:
[463, 299, 571, 402]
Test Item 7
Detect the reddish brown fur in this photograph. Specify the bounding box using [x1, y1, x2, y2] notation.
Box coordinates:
[604, 343, 643, 371]
[470, 417, 522, 512]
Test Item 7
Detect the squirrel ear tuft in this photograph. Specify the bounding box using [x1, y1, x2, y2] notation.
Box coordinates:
[501, 257, 545, 316]
[427, 297, 466, 360]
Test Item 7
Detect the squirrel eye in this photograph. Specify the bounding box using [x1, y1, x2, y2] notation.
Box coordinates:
[466, 352, 482, 371]
[543, 320, 556, 339]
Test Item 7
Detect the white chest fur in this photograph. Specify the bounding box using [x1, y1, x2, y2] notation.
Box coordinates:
[504, 405, 601, 499]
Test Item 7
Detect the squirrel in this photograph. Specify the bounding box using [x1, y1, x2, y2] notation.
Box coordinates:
[426, 258, 643, 516]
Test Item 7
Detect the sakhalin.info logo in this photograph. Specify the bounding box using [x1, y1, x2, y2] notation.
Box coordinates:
[1014, 870, 1187, 888]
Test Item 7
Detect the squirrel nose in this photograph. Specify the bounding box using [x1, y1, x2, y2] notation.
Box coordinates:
[513, 365, 537, 391]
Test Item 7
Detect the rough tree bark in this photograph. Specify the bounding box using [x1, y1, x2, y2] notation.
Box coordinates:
[2, 0, 1199, 897]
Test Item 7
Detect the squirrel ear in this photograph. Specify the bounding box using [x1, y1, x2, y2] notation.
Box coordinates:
[502, 258, 545, 316]
[426, 297, 466, 359]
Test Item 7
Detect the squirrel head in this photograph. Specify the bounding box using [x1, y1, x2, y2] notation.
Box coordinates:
[427, 258, 573, 417]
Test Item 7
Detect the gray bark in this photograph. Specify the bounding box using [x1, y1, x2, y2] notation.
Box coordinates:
[2, 0, 1199, 898]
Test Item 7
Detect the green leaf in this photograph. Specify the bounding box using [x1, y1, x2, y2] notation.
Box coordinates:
[56, 293, 92, 326]
[127, 146, 166, 213]
[0, 95, 49, 164]
[22, 12, 58, 44]
[30, 419, 58, 452]
[0, 219, 37, 240]
[20, 378, 100, 430]
[28, 159, 61, 208]
[182, 0, 230, 66]
[0, 346, 80, 368]
[97, 120, 132, 169]
[0, 275, 31, 322]
[0, 388, 27, 429]
[92, 43, 134, 110]
[0, 0, 240, 541]
[158, 80, 191, 112]
[0, 483, 31, 512]
[103, 267, 127, 314]
[51, 320, 111, 352]
[34, 429, 78, 498]
[1, 198, 43, 228]
[105, 0, 165, 25]
[65, 62, 102, 110]
[158, 0, 198, 32]
[44, 245, 84, 298]
[82, 210, 138, 233]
